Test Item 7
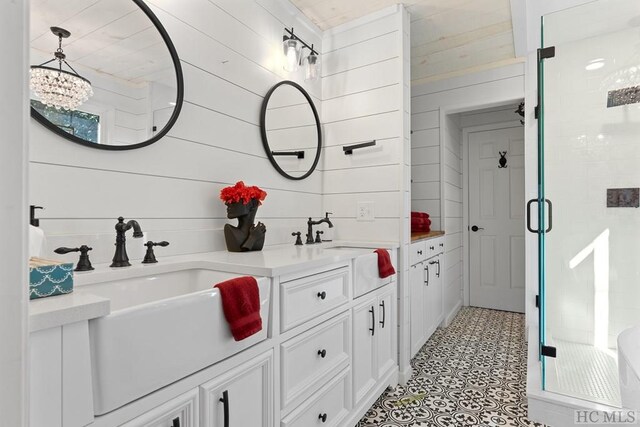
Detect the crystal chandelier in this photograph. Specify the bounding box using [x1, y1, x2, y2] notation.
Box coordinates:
[30, 27, 93, 111]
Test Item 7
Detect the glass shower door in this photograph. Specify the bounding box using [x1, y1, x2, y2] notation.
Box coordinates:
[540, 0, 640, 406]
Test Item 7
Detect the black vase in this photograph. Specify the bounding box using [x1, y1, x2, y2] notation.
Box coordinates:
[223, 199, 266, 252]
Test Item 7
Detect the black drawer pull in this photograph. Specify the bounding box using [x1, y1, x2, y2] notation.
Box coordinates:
[219, 390, 229, 427]
[424, 264, 429, 286]
[429, 245, 435, 250]
[369, 306, 375, 336]
[318, 349, 327, 358]
[317, 291, 327, 300]
[171, 417, 180, 427]
[319, 413, 328, 423]
[439, 243, 443, 247]
[379, 300, 386, 328]
[417, 250, 422, 255]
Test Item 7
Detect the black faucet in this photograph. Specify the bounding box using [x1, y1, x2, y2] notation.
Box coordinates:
[111, 217, 144, 267]
[306, 212, 333, 244]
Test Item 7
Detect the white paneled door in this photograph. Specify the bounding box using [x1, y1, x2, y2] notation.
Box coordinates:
[468, 126, 525, 313]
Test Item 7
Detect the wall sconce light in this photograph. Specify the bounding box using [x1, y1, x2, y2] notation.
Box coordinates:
[283, 28, 320, 81]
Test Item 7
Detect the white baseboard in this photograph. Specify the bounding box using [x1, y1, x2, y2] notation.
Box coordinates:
[442, 300, 463, 328]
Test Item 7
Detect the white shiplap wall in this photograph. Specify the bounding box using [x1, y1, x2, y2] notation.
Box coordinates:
[321, 9, 404, 243]
[442, 114, 463, 322]
[411, 62, 525, 323]
[30, 0, 325, 263]
[321, 5, 412, 380]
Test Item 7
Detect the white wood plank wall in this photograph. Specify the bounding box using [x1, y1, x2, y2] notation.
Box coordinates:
[321, 7, 405, 243]
[29, 0, 324, 263]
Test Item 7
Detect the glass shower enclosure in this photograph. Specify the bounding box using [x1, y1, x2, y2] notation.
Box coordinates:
[538, 0, 640, 407]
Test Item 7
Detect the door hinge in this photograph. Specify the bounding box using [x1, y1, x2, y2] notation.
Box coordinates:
[541, 345, 557, 358]
[538, 46, 556, 61]
[535, 295, 540, 308]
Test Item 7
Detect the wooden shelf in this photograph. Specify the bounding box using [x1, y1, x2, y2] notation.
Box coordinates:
[410, 230, 445, 242]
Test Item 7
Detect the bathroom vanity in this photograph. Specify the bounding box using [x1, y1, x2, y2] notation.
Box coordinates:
[28, 242, 398, 427]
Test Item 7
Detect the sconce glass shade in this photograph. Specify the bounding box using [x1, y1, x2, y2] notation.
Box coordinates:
[283, 38, 302, 72]
[305, 53, 320, 82]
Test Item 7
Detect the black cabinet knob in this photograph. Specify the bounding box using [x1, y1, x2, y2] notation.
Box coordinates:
[317, 291, 327, 300]
[430, 246, 435, 250]
[318, 413, 328, 423]
[417, 250, 422, 255]
[318, 349, 327, 358]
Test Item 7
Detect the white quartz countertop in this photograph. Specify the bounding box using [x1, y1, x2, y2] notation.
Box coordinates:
[29, 240, 398, 332]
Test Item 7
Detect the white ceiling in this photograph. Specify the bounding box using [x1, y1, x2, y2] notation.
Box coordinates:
[290, 0, 518, 84]
[30, 0, 174, 85]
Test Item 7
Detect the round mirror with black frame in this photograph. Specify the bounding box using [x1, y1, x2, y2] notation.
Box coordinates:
[260, 81, 321, 180]
[29, 0, 184, 150]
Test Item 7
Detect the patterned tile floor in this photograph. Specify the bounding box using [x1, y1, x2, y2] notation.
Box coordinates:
[357, 307, 546, 427]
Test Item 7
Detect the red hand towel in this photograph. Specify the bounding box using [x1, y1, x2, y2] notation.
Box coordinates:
[374, 249, 396, 278]
[411, 212, 430, 219]
[411, 217, 431, 228]
[215, 276, 262, 341]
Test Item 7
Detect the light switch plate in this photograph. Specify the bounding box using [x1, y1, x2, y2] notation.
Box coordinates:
[357, 201, 375, 221]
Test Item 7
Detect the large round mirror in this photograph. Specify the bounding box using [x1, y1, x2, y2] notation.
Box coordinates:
[260, 81, 321, 180]
[29, 0, 183, 150]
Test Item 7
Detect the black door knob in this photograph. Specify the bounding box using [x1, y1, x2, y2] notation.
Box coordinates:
[319, 413, 328, 423]
[318, 349, 327, 358]
[471, 225, 484, 232]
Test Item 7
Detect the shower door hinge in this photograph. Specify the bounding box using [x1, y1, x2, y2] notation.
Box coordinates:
[534, 106, 539, 119]
[541, 345, 557, 358]
[538, 46, 556, 61]
[535, 295, 540, 308]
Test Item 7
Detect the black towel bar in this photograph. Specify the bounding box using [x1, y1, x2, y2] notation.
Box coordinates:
[343, 140, 376, 155]
[271, 150, 305, 159]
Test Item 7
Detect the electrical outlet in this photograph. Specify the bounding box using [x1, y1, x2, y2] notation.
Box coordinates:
[357, 201, 375, 221]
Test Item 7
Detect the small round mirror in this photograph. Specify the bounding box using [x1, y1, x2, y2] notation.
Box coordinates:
[260, 81, 321, 180]
[29, 0, 183, 150]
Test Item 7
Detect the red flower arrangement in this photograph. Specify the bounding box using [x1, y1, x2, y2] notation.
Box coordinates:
[220, 181, 267, 205]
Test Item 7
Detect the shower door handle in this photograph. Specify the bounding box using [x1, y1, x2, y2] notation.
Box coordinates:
[527, 199, 553, 233]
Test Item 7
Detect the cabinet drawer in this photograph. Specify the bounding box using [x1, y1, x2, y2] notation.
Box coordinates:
[280, 267, 350, 332]
[409, 241, 426, 266]
[281, 312, 350, 410]
[281, 368, 350, 427]
[425, 239, 437, 258]
[120, 388, 198, 427]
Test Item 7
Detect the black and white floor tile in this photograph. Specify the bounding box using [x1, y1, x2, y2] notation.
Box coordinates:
[357, 307, 546, 427]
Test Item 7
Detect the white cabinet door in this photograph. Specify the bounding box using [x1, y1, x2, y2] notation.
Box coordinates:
[121, 388, 199, 427]
[430, 254, 443, 329]
[409, 263, 425, 358]
[201, 351, 273, 427]
[352, 296, 377, 407]
[376, 287, 396, 379]
[423, 260, 434, 338]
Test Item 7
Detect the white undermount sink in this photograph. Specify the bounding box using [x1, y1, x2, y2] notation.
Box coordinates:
[76, 268, 270, 415]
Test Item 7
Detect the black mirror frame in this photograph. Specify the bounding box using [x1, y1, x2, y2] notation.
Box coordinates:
[30, 0, 184, 151]
[260, 80, 322, 181]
